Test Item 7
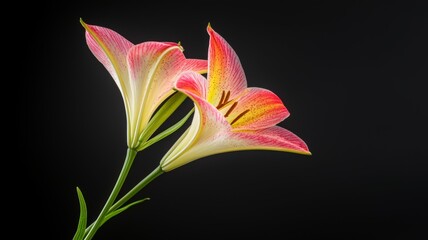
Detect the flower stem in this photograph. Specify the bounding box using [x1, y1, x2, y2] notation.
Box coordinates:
[84, 148, 137, 240]
[110, 166, 163, 212]
[83, 166, 163, 236]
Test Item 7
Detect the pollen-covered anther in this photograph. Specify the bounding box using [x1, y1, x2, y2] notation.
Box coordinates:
[224, 102, 238, 117]
[230, 109, 250, 125]
[216, 90, 231, 109]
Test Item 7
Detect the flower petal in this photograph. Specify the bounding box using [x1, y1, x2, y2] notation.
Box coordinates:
[81, 20, 134, 101]
[174, 72, 228, 137]
[162, 72, 231, 171]
[162, 72, 309, 171]
[160, 97, 231, 171]
[206, 25, 247, 105]
[162, 124, 310, 172]
[182, 59, 208, 74]
[174, 71, 208, 100]
[126, 42, 180, 145]
[126, 42, 206, 147]
[231, 126, 310, 154]
[223, 87, 290, 130]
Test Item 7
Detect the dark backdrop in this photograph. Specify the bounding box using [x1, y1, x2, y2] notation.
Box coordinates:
[22, 1, 427, 239]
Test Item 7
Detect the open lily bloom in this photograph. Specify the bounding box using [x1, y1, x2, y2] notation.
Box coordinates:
[160, 25, 310, 171]
[81, 20, 207, 149]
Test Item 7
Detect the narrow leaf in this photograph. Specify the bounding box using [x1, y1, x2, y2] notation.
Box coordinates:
[138, 91, 187, 145]
[72, 187, 87, 240]
[138, 108, 194, 151]
[102, 198, 150, 225]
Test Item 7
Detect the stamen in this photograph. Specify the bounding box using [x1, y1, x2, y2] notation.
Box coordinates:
[230, 109, 250, 125]
[224, 91, 231, 103]
[216, 91, 226, 108]
[217, 90, 233, 109]
[224, 102, 238, 117]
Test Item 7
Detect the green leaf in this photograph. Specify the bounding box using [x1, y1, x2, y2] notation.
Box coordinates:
[72, 187, 87, 240]
[138, 91, 188, 146]
[102, 198, 151, 225]
[138, 108, 194, 151]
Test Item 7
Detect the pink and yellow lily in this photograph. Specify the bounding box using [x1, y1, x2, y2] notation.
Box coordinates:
[81, 20, 207, 149]
[160, 25, 310, 171]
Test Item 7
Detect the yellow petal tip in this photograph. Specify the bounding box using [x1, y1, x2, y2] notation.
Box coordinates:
[177, 41, 184, 51]
[80, 18, 88, 29]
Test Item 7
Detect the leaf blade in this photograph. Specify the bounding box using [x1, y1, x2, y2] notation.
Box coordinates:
[102, 198, 150, 225]
[72, 187, 87, 240]
[138, 91, 187, 146]
[139, 108, 194, 151]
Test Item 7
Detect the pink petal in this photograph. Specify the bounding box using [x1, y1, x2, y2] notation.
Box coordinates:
[231, 126, 311, 155]
[175, 71, 208, 100]
[81, 20, 134, 100]
[206, 25, 247, 106]
[161, 108, 310, 171]
[223, 87, 290, 130]
[174, 71, 230, 135]
[163, 74, 310, 171]
[126, 42, 183, 135]
[182, 59, 208, 74]
[127, 42, 206, 144]
[160, 95, 232, 171]
[162, 72, 232, 171]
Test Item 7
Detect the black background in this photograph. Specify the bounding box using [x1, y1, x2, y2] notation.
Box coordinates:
[22, 1, 427, 239]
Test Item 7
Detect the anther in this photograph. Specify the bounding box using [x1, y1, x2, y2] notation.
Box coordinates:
[217, 90, 232, 109]
[230, 109, 250, 125]
[224, 102, 238, 117]
[216, 91, 226, 108]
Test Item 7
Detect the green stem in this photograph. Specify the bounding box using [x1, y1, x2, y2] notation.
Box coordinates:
[83, 165, 164, 236]
[83, 148, 137, 240]
[110, 166, 163, 212]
